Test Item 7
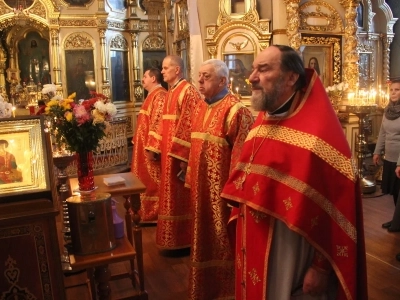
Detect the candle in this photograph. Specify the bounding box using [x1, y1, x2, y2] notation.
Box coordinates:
[12, 106, 16, 118]
[236, 87, 239, 94]
[348, 92, 355, 105]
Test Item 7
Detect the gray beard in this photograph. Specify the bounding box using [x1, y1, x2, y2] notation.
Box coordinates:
[251, 82, 284, 112]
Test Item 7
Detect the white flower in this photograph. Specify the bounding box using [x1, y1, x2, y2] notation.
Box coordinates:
[94, 101, 107, 113]
[42, 84, 57, 95]
[105, 102, 117, 117]
[0, 97, 12, 118]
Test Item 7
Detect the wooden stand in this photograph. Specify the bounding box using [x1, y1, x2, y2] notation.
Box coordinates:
[68, 172, 147, 299]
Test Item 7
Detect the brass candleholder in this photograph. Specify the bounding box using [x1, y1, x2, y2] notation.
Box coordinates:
[346, 105, 377, 194]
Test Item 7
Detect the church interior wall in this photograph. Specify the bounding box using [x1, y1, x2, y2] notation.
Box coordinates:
[0, 0, 398, 150]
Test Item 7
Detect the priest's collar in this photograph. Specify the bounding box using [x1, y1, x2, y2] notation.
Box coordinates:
[205, 87, 229, 104]
[171, 78, 184, 89]
[147, 84, 161, 94]
[268, 92, 296, 116]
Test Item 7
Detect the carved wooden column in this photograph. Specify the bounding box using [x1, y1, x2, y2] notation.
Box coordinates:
[50, 29, 62, 85]
[284, 0, 301, 51]
[340, 0, 360, 92]
[130, 32, 142, 102]
[98, 29, 111, 97]
[382, 34, 394, 82]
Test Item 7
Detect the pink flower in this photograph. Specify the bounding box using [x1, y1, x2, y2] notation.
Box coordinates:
[73, 105, 90, 125]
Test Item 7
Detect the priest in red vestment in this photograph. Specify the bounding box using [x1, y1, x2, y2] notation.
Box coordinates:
[147, 55, 202, 249]
[221, 45, 368, 299]
[182, 59, 253, 299]
[131, 68, 166, 222]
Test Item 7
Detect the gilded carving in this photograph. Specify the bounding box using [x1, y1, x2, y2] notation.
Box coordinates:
[107, 20, 128, 30]
[341, 2, 359, 91]
[142, 35, 165, 50]
[302, 36, 341, 84]
[229, 40, 248, 51]
[64, 32, 94, 49]
[134, 85, 143, 101]
[299, 1, 344, 32]
[28, 1, 46, 19]
[217, 0, 261, 28]
[207, 27, 215, 36]
[285, 1, 301, 51]
[0, 2, 10, 15]
[110, 35, 128, 50]
[382, 35, 393, 82]
[59, 19, 97, 27]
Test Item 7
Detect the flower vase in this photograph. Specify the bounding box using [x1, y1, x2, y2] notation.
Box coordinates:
[76, 151, 95, 191]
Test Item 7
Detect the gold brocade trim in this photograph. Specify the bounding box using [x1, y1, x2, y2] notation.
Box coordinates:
[169, 153, 188, 162]
[248, 268, 261, 286]
[171, 136, 191, 148]
[144, 146, 160, 154]
[283, 197, 293, 210]
[249, 209, 267, 224]
[163, 114, 179, 120]
[226, 102, 246, 127]
[148, 131, 162, 141]
[139, 109, 150, 116]
[246, 125, 356, 182]
[236, 163, 357, 242]
[191, 132, 229, 146]
[140, 196, 159, 201]
[158, 214, 192, 221]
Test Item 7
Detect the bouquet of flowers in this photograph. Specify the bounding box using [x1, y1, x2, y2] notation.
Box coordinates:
[44, 84, 117, 153]
[0, 95, 12, 118]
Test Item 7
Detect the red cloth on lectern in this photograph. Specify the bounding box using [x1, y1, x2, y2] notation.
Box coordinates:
[221, 69, 368, 300]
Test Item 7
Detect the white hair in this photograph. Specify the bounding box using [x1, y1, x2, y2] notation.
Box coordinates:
[201, 59, 229, 86]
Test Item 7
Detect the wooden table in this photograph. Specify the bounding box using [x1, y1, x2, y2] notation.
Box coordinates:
[69, 172, 147, 300]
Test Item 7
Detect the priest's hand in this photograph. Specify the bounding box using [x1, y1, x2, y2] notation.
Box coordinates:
[180, 161, 188, 172]
[146, 150, 160, 162]
[302, 266, 329, 296]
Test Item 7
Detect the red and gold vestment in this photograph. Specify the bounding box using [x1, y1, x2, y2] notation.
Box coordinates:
[148, 79, 201, 249]
[221, 69, 368, 299]
[185, 93, 254, 299]
[131, 86, 166, 222]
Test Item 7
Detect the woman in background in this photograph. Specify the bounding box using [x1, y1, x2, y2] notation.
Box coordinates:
[373, 78, 400, 232]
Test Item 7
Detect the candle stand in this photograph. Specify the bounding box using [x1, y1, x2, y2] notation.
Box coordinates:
[53, 153, 75, 271]
[346, 105, 377, 194]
